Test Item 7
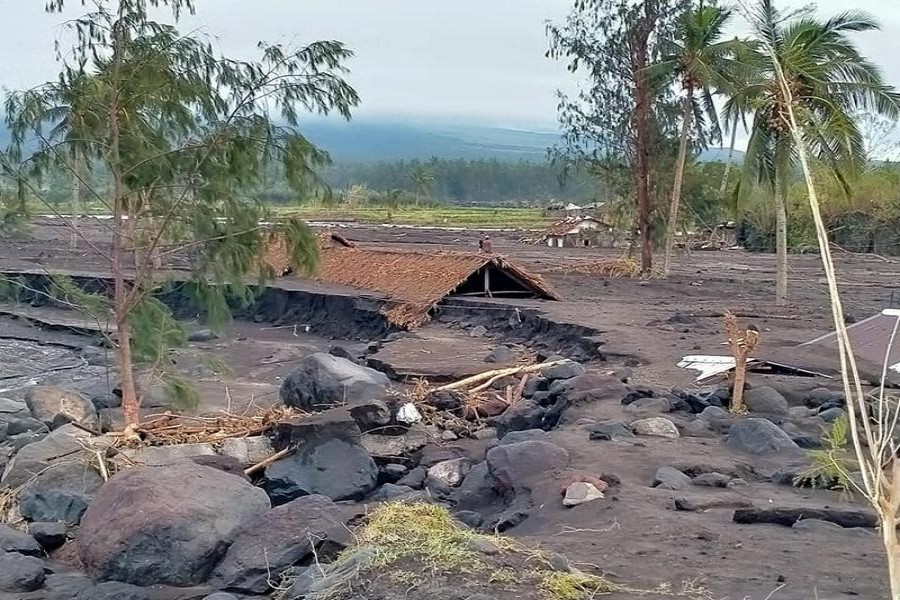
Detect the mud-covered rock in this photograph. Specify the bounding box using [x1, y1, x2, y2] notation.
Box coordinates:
[0, 552, 45, 592]
[726, 418, 800, 455]
[263, 435, 377, 504]
[818, 407, 846, 423]
[484, 346, 516, 364]
[2, 424, 92, 488]
[0, 524, 42, 556]
[653, 466, 691, 490]
[280, 353, 389, 411]
[27, 522, 67, 551]
[587, 420, 634, 441]
[26, 386, 100, 432]
[18, 462, 104, 525]
[486, 441, 569, 497]
[541, 360, 586, 381]
[494, 398, 543, 438]
[744, 386, 790, 415]
[77, 462, 270, 586]
[210, 494, 353, 594]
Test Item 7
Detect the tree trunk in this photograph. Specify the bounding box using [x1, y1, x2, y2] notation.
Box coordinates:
[632, 3, 656, 275]
[719, 122, 738, 201]
[70, 158, 81, 250]
[882, 514, 900, 600]
[774, 182, 789, 306]
[663, 90, 693, 276]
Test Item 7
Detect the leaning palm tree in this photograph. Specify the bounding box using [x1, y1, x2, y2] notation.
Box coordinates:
[657, 5, 750, 275]
[730, 0, 900, 305]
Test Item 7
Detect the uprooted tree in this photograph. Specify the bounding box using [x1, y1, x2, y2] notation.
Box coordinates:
[0, 0, 359, 427]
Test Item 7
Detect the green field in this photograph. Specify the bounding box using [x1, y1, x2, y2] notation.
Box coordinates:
[274, 205, 552, 228]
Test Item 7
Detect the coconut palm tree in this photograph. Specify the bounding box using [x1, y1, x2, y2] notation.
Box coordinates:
[731, 0, 900, 305]
[410, 165, 435, 207]
[657, 4, 749, 275]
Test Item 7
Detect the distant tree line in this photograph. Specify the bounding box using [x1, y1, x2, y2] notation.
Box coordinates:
[315, 158, 601, 206]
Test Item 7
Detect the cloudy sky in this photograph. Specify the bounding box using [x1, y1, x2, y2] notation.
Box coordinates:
[0, 0, 897, 131]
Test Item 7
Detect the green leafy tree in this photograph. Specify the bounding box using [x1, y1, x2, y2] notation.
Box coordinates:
[730, 0, 900, 305]
[2, 0, 359, 426]
[548, 0, 689, 274]
[654, 4, 748, 274]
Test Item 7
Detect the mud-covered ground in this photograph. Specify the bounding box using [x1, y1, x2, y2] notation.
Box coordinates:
[2, 218, 899, 599]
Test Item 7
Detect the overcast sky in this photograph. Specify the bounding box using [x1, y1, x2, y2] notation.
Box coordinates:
[0, 0, 897, 132]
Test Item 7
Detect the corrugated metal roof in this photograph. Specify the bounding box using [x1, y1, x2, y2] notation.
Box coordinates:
[801, 310, 900, 369]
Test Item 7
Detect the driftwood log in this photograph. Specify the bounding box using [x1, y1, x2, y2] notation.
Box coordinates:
[733, 507, 878, 529]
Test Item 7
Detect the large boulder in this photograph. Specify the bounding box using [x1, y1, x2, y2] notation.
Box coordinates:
[210, 495, 354, 594]
[279, 353, 389, 411]
[486, 441, 569, 497]
[26, 386, 100, 431]
[0, 552, 45, 592]
[494, 399, 543, 438]
[744, 387, 790, 415]
[2, 424, 93, 488]
[77, 462, 270, 586]
[19, 462, 104, 525]
[653, 466, 691, 490]
[726, 418, 801, 455]
[540, 360, 586, 382]
[264, 413, 377, 504]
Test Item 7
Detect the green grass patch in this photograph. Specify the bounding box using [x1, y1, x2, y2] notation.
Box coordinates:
[273, 205, 551, 228]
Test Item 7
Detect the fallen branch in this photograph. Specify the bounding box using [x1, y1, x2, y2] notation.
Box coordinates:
[244, 447, 294, 476]
[438, 360, 568, 393]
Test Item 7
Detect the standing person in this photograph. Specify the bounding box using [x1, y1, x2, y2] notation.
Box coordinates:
[482, 235, 493, 254]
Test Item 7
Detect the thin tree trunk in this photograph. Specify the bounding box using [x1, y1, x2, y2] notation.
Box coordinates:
[719, 122, 738, 200]
[632, 2, 656, 275]
[663, 90, 694, 276]
[108, 6, 140, 427]
[774, 181, 788, 306]
[70, 158, 81, 250]
[882, 516, 900, 600]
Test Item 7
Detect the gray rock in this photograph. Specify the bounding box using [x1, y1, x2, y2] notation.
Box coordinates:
[484, 346, 516, 364]
[486, 441, 569, 496]
[630, 417, 680, 439]
[19, 462, 104, 525]
[560, 373, 629, 404]
[469, 325, 488, 337]
[74, 581, 151, 600]
[379, 463, 408, 483]
[587, 420, 635, 441]
[36, 573, 94, 599]
[349, 400, 392, 432]
[456, 462, 499, 510]
[541, 360, 586, 381]
[497, 428, 550, 445]
[362, 426, 430, 459]
[771, 460, 814, 485]
[369, 483, 426, 502]
[187, 329, 218, 342]
[279, 353, 390, 411]
[396, 466, 428, 489]
[495, 398, 544, 438]
[0, 552, 45, 592]
[203, 594, 239, 600]
[653, 466, 691, 490]
[819, 407, 846, 424]
[806, 387, 841, 408]
[727, 418, 801, 455]
[562, 481, 605, 506]
[0, 524, 42, 556]
[263, 437, 377, 504]
[681, 419, 716, 438]
[427, 458, 471, 488]
[454, 510, 484, 529]
[6, 416, 49, 436]
[77, 462, 270, 586]
[789, 406, 813, 419]
[2, 424, 93, 488]
[698, 405, 731, 421]
[80, 345, 112, 366]
[623, 396, 673, 416]
[27, 522, 67, 550]
[744, 386, 790, 415]
[26, 386, 100, 432]
[691, 472, 732, 488]
[210, 494, 353, 594]
[792, 518, 844, 532]
[218, 436, 274, 466]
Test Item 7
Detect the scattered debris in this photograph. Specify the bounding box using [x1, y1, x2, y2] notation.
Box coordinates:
[677, 355, 831, 382]
[562, 481, 605, 507]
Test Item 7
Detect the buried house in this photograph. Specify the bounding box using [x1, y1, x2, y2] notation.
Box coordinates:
[265, 235, 561, 328]
[541, 216, 614, 249]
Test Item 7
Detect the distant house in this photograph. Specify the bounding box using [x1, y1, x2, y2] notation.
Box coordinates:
[563, 203, 583, 218]
[541, 216, 614, 249]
